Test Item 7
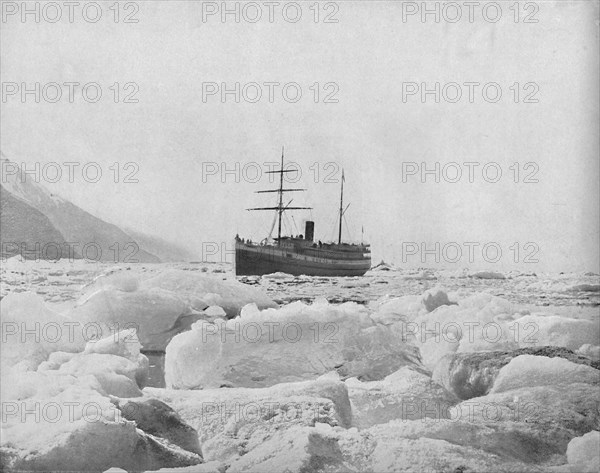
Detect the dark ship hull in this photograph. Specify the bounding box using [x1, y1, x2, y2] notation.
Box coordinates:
[235, 238, 371, 276]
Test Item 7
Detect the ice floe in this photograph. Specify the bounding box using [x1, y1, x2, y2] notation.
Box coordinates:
[164, 300, 424, 389]
[1, 329, 203, 472]
[3, 268, 599, 473]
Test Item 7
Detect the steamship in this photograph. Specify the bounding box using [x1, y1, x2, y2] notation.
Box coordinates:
[234, 149, 371, 276]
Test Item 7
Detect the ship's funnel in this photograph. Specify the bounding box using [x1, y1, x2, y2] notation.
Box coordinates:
[305, 221, 315, 241]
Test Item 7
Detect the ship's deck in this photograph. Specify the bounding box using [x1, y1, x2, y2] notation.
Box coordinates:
[237, 237, 371, 261]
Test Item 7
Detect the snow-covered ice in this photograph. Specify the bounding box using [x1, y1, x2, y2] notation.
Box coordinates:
[164, 299, 425, 389]
[490, 354, 600, 393]
[141, 269, 278, 316]
[0, 329, 202, 472]
[1, 261, 598, 472]
[564, 430, 600, 472]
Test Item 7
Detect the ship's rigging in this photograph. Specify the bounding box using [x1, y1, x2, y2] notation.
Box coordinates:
[246, 147, 312, 243]
[247, 147, 352, 245]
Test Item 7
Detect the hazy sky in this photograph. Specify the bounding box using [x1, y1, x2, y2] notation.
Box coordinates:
[1, 1, 598, 271]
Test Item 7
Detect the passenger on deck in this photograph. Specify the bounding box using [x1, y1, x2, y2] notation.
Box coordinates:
[318, 240, 322, 248]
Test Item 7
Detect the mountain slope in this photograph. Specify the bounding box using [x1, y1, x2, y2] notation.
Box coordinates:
[0, 185, 77, 259]
[1, 158, 160, 263]
[124, 228, 198, 262]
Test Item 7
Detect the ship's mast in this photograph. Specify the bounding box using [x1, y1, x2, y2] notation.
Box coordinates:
[338, 170, 344, 244]
[247, 147, 312, 245]
[337, 170, 350, 245]
[277, 148, 284, 241]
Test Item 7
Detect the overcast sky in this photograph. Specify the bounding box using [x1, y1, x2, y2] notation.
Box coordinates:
[1, 1, 598, 271]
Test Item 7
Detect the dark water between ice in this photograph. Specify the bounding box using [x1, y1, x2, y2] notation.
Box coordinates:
[144, 351, 166, 388]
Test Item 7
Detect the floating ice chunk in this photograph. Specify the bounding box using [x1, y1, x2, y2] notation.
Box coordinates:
[142, 269, 277, 317]
[239, 302, 261, 319]
[200, 293, 222, 307]
[490, 355, 600, 394]
[24, 330, 150, 397]
[1, 316, 201, 472]
[433, 347, 599, 400]
[318, 371, 341, 382]
[83, 269, 140, 294]
[165, 300, 424, 389]
[2, 413, 202, 472]
[1, 365, 79, 401]
[37, 351, 78, 371]
[144, 377, 351, 463]
[566, 431, 600, 472]
[204, 305, 227, 317]
[577, 344, 600, 361]
[368, 433, 536, 473]
[370, 261, 396, 271]
[419, 337, 461, 371]
[54, 352, 146, 397]
[70, 287, 201, 351]
[390, 289, 600, 372]
[261, 272, 294, 280]
[226, 426, 342, 473]
[407, 294, 518, 369]
[223, 420, 540, 473]
[365, 418, 565, 466]
[456, 383, 600, 437]
[457, 292, 514, 313]
[345, 366, 458, 428]
[0, 292, 86, 369]
[510, 315, 600, 351]
[112, 398, 202, 456]
[371, 294, 423, 322]
[83, 328, 141, 360]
